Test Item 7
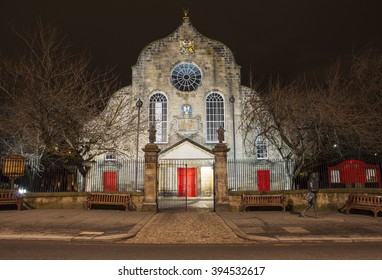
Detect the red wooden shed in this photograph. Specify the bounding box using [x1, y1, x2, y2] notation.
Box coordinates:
[328, 159, 381, 188]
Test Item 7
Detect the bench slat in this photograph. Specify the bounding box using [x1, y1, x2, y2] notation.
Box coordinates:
[345, 194, 382, 218]
[0, 189, 23, 210]
[241, 194, 286, 211]
[85, 193, 131, 211]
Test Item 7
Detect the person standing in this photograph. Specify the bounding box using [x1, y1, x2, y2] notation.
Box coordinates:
[300, 172, 319, 218]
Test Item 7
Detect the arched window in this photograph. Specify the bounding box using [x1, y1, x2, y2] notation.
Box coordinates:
[149, 93, 168, 143]
[255, 127, 268, 159]
[256, 137, 268, 159]
[206, 92, 224, 142]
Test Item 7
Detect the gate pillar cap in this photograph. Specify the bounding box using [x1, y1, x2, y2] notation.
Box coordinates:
[212, 143, 230, 153]
[142, 143, 161, 153]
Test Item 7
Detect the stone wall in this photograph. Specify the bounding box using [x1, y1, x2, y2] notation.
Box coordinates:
[229, 189, 382, 211]
[22, 192, 144, 210]
[20, 189, 382, 211]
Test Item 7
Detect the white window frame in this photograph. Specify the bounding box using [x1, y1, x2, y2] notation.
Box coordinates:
[205, 92, 225, 143]
[256, 137, 268, 160]
[330, 170, 340, 183]
[366, 168, 376, 182]
[149, 92, 168, 143]
[105, 154, 117, 161]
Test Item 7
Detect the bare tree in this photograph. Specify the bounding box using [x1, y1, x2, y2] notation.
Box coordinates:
[0, 19, 141, 187]
[242, 78, 327, 184]
[242, 50, 382, 185]
[347, 48, 382, 154]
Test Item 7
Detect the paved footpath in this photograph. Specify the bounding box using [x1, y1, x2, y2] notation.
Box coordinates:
[0, 209, 154, 242]
[1, 209, 382, 243]
[219, 211, 382, 243]
[126, 212, 246, 244]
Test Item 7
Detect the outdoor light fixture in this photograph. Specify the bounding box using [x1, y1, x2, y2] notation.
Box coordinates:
[136, 99, 143, 108]
[18, 188, 27, 194]
[135, 99, 143, 191]
[229, 95, 237, 190]
[229, 95, 236, 160]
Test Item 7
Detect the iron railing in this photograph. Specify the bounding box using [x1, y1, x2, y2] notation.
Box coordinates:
[228, 159, 294, 191]
[1, 155, 380, 193]
[0, 157, 145, 192]
[228, 157, 382, 191]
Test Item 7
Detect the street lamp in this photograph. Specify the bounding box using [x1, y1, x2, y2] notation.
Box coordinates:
[229, 95, 237, 191]
[229, 96, 236, 161]
[135, 99, 143, 191]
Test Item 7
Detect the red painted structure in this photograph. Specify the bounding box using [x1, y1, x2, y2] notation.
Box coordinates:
[103, 171, 117, 192]
[177, 168, 197, 197]
[257, 170, 271, 191]
[328, 160, 381, 188]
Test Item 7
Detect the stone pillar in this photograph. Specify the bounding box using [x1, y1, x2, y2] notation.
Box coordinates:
[213, 142, 230, 211]
[141, 125, 161, 211]
[141, 143, 160, 211]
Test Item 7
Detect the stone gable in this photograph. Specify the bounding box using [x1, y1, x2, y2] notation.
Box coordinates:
[130, 16, 242, 154]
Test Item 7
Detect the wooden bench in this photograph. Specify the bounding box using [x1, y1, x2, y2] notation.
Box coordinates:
[0, 189, 23, 210]
[241, 194, 286, 211]
[345, 194, 382, 218]
[85, 193, 131, 211]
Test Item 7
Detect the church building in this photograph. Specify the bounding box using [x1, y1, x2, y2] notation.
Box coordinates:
[87, 12, 289, 199]
[132, 12, 244, 155]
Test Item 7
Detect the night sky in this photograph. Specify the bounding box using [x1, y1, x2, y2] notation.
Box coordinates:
[1, 0, 382, 87]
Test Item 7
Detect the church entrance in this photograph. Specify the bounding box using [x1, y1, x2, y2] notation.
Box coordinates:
[157, 159, 215, 212]
[156, 139, 216, 212]
[177, 167, 197, 197]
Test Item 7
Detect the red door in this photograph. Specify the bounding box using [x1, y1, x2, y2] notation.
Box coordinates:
[257, 170, 270, 191]
[177, 168, 197, 197]
[103, 172, 117, 192]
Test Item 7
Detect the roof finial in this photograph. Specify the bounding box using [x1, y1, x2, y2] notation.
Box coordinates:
[183, 7, 189, 18]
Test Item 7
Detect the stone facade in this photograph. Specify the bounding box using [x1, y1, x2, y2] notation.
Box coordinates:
[89, 13, 290, 194]
[89, 12, 295, 163]
[131, 15, 243, 156]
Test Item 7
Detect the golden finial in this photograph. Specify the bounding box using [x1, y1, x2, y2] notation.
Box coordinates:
[183, 8, 189, 18]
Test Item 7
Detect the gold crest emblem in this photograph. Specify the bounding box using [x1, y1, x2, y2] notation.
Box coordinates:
[179, 38, 194, 55]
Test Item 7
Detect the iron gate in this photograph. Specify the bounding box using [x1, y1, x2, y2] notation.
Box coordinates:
[156, 159, 215, 212]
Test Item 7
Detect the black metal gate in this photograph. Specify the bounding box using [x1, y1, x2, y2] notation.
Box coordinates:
[156, 159, 215, 212]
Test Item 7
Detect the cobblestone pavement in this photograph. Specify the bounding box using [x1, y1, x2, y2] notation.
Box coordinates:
[126, 212, 246, 244]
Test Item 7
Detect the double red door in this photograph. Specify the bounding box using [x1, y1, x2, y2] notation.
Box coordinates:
[177, 168, 197, 197]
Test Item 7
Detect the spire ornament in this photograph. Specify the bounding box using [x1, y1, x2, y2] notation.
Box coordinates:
[183, 8, 189, 18]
